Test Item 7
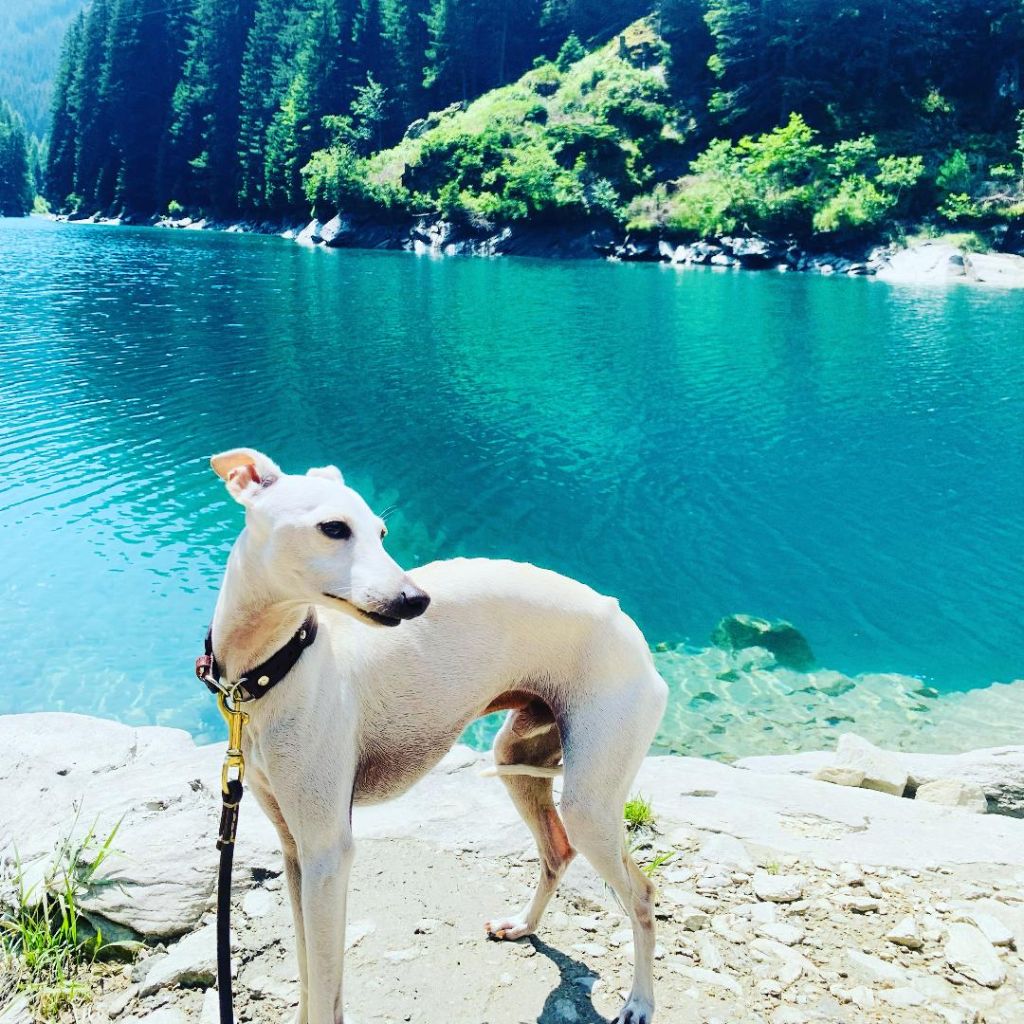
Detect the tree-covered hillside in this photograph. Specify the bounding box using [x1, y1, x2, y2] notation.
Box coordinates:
[45, 0, 1024, 248]
[0, 0, 85, 138]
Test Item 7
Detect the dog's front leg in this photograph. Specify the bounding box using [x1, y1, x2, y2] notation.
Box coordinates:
[283, 847, 309, 1024]
[300, 828, 355, 1024]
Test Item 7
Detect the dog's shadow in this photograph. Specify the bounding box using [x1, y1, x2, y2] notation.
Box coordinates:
[528, 937, 610, 1024]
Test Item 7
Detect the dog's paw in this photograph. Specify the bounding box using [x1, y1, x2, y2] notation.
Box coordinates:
[611, 993, 654, 1024]
[484, 913, 534, 941]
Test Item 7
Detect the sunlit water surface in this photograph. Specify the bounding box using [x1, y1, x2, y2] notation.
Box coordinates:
[1, 217, 1021, 746]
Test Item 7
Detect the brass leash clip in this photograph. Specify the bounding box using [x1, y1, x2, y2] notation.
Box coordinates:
[217, 691, 249, 794]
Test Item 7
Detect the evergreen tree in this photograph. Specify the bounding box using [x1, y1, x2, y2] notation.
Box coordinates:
[105, 0, 187, 214]
[237, 0, 313, 211]
[166, 0, 257, 211]
[264, 0, 360, 212]
[46, 10, 84, 209]
[74, 0, 116, 210]
[0, 102, 35, 216]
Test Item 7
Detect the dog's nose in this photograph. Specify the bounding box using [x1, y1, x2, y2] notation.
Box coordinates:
[396, 589, 430, 619]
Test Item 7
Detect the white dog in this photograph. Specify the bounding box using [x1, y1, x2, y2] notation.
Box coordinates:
[206, 448, 668, 1024]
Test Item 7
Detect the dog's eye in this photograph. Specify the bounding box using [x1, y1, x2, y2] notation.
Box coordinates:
[380, 528, 387, 541]
[318, 521, 352, 540]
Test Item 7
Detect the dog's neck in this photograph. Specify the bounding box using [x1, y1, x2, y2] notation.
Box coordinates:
[211, 530, 313, 684]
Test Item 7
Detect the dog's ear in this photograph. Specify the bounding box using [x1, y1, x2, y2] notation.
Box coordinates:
[210, 448, 281, 504]
[306, 465, 344, 484]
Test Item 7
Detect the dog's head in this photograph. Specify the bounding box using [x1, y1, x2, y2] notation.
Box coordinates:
[211, 448, 429, 627]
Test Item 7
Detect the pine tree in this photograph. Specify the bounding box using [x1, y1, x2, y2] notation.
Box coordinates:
[264, 0, 360, 212]
[166, 0, 258, 211]
[0, 102, 35, 216]
[105, 0, 187, 214]
[46, 10, 84, 209]
[238, 0, 313, 211]
[73, 0, 116, 210]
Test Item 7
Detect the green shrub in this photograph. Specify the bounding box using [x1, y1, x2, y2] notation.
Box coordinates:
[556, 33, 586, 72]
[937, 149, 975, 194]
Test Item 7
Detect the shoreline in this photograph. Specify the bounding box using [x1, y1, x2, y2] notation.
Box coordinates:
[48, 211, 1024, 287]
[2, 712, 1023, 1023]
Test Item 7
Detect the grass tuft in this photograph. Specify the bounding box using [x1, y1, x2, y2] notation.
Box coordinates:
[1, 812, 123, 1020]
[624, 793, 656, 834]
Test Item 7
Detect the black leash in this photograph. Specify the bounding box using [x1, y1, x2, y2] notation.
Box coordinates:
[216, 777, 243, 1024]
[196, 609, 319, 1024]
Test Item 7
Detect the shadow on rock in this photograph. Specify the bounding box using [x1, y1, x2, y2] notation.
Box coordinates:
[530, 936, 609, 1024]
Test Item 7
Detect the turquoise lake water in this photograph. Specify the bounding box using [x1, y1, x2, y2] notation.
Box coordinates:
[1, 216, 1022, 746]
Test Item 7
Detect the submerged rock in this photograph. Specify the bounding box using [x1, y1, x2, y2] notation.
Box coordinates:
[711, 614, 815, 670]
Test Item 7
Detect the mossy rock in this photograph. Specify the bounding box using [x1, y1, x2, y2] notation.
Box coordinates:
[711, 614, 815, 671]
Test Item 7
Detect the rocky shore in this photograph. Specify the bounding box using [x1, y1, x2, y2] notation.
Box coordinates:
[53, 211, 1024, 287]
[3, 713, 1023, 1024]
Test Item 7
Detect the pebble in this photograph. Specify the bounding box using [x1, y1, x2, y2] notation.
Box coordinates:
[757, 922, 805, 947]
[837, 894, 881, 914]
[681, 910, 709, 931]
[886, 915, 924, 950]
[753, 872, 804, 903]
[879, 986, 927, 1007]
[572, 942, 608, 959]
[674, 964, 742, 995]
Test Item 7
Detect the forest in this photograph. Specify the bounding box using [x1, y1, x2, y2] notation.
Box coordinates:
[10, 1, 1024, 246]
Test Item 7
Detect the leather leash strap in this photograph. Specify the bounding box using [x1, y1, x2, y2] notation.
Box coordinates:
[195, 609, 318, 1024]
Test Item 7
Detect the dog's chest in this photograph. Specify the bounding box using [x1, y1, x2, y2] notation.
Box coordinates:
[352, 732, 459, 804]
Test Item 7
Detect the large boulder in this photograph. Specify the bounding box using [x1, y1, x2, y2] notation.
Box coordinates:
[318, 214, 353, 248]
[711, 615, 815, 671]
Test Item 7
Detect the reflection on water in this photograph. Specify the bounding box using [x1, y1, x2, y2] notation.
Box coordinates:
[0, 217, 1021, 747]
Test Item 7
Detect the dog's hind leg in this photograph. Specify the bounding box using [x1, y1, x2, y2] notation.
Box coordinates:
[558, 675, 666, 1024]
[485, 701, 575, 941]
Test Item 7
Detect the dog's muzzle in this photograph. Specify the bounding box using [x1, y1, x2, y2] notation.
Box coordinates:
[387, 588, 431, 620]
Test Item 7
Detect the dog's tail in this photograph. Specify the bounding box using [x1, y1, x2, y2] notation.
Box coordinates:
[480, 764, 564, 779]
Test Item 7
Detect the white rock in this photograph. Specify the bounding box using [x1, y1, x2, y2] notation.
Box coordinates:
[916, 779, 988, 813]
[242, 887, 274, 919]
[696, 935, 725, 971]
[886, 915, 923, 950]
[835, 733, 908, 796]
[697, 833, 755, 871]
[673, 964, 741, 995]
[954, 910, 1015, 947]
[811, 766, 865, 788]
[945, 923, 1006, 987]
[140, 923, 217, 995]
[837, 894, 880, 914]
[0, 997, 32, 1024]
[878, 987, 927, 1007]
[844, 948, 907, 987]
[757, 921, 804, 946]
[753, 871, 804, 903]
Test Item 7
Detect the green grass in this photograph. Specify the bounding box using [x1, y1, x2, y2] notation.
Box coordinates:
[640, 850, 676, 879]
[624, 793, 656, 834]
[1, 815, 123, 1020]
[905, 228, 993, 252]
